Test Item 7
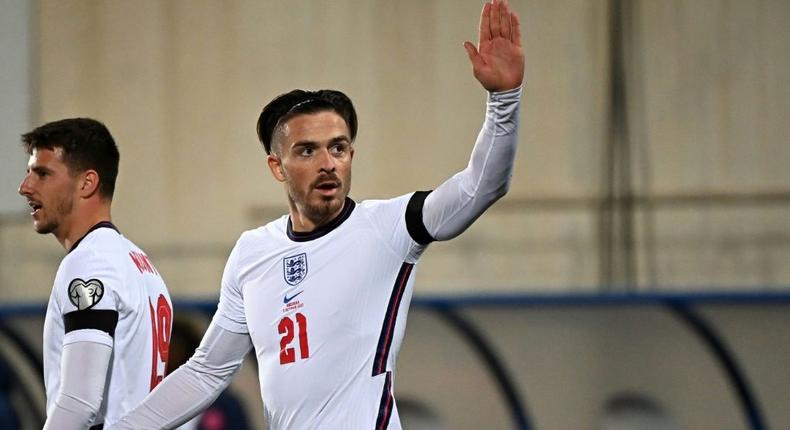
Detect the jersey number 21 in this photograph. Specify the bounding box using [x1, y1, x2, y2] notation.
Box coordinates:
[279, 313, 309, 364]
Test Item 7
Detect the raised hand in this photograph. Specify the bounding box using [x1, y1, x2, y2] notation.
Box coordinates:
[464, 0, 525, 92]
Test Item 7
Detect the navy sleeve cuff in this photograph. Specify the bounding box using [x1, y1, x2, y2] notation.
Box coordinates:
[405, 191, 435, 246]
[64, 310, 119, 337]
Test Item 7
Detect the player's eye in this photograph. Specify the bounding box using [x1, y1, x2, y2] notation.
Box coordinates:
[298, 147, 314, 157]
[330, 143, 349, 155]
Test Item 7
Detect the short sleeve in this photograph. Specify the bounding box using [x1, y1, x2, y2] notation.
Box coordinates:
[55, 249, 120, 347]
[361, 193, 431, 263]
[211, 236, 249, 334]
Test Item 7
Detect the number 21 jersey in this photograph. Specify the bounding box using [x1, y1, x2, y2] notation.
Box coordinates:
[213, 193, 430, 429]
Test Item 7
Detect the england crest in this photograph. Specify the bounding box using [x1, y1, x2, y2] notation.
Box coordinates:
[283, 253, 308, 286]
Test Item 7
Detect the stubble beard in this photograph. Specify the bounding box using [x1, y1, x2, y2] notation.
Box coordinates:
[35, 193, 73, 236]
[288, 177, 351, 228]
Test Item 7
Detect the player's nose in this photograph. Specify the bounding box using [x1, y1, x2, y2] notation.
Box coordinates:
[18, 174, 33, 197]
[317, 148, 336, 171]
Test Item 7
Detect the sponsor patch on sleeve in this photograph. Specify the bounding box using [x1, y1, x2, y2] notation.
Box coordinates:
[67, 278, 105, 310]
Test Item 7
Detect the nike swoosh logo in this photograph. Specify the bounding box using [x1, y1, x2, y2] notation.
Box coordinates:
[284, 291, 304, 304]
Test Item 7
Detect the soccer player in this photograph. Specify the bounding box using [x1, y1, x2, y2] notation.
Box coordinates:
[112, 0, 523, 428]
[18, 118, 173, 429]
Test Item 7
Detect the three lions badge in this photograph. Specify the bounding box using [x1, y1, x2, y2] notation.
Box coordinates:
[283, 253, 308, 286]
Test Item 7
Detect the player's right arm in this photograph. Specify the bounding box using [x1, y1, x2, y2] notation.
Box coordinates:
[110, 235, 252, 429]
[109, 321, 252, 429]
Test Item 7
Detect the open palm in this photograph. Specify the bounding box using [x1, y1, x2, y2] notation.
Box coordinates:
[464, 0, 525, 92]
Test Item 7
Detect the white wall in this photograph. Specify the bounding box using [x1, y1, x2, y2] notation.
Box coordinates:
[0, 0, 34, 215]
[2, 0, 789, 302]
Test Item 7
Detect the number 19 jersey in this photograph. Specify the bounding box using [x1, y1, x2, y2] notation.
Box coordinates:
[42, 223, 172, 427]
[213, 193, 430, 429]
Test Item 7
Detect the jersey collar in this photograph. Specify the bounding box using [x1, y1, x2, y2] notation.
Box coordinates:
[68, 221, 119, 254]
[287, 198, 356, 242]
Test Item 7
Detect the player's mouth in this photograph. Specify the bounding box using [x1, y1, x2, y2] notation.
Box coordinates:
[314, 181, 340, 196]
[27, 200, 43, 217]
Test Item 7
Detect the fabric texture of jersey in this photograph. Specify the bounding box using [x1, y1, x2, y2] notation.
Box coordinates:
[42, 224, 172, 427]
[213, 194, 427, 429]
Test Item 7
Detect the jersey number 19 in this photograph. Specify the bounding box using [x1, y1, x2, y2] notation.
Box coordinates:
[149, 294, 172, 389]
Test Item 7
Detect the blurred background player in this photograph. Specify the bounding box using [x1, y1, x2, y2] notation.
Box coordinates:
[18, 118, 173, 429]
[111, 0, 523, 428]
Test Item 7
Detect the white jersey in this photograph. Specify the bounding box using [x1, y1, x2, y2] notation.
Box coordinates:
[107, 87, 522, 430]
[214, 193, 430, 429]
[43, 222, 172, 427]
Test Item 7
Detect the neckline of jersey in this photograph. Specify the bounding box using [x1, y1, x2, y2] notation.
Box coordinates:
[68, 221, 119, 254]
[286, 198, 356, 242]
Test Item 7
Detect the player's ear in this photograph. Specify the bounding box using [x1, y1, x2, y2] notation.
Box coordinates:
[79, 170, 100, 198]
[267, 154, 286, 182]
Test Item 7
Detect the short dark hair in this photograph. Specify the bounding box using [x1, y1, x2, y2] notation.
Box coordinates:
[257, 89, 358, 155]
[22, 118, 120, 200]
